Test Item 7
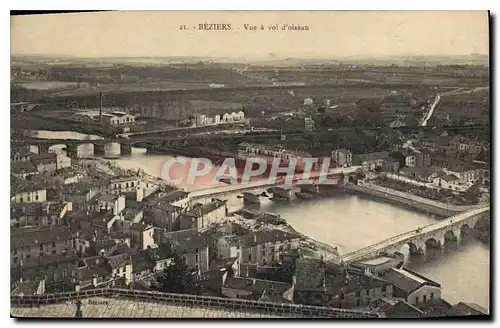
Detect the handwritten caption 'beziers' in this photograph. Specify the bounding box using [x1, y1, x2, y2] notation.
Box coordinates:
[179, 23, 310, 31]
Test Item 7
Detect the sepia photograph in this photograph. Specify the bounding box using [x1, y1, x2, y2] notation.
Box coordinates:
[9, 10, 490, 319]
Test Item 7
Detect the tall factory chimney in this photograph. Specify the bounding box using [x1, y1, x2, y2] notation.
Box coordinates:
[99, 92, 103, 122]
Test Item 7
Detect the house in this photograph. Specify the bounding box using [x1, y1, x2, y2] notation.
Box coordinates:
[149, 189, 190, 209]
[432, 174, 469, 192]
[144, 202, 182, 232]
[382, 267, 442, 307]
[11, 147, 34, 163]
[241, 230, 301, 266]
[293, 258, 327, 306]
[90, 194, 126, 215]
[110, 175, 141, 194]
[130, 223, 155, 250]
[325, 271, 394, 309]
[216, 234, 252, 262]
[11, 178, 48, 204]
[102, 111, 136, 125]
[11, 202, 72, 228]
[57, 168, 84, 185]
[11, 102, 38, 113]
[59, 182, 99, 210]
[381, 157, 401, 173]
[11, 161, 38, 179]
[30, 153, 58, 174]
[188, 101, 244, 126]
[332, 149, 352, 168]
[443, 161, 482, 184]
[10, 226, 75, 265]
[106, 253, 133, 284]
[221, 275, 294, 303]
[399, 166, 446, 183]
[131, 246, 174, 283]
[304, 117, 315, 132]
[11, 253, 80, 287]
[163, 229, 211, 273]
[303, 97, 314, 106]
[179, 199, 228, 230]
[403, 148, 431, 168]
[353, 151, 390, 172]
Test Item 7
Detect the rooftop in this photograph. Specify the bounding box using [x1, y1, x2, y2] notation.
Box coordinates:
[165, 229, 210, 254]
[11, 202, 68, 218]
[325, 272, 391, 296]
[441, 174, 459, 182]
[11, 161, 37, 175]
[382, 267, 440, 294]
[11, 226, 73, 249]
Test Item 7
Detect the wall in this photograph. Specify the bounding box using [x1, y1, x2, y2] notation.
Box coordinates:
[10, 288, 383, 318]
[345, 182, 480, 217]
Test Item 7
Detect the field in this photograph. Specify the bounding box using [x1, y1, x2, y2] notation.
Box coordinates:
[16, 81, 90, 90]
[431, 89, 490, 125]
[49, 81, 217, 97]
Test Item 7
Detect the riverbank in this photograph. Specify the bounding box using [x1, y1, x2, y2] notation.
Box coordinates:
[344, 182, 483, 217]
[280, 223, 340, 261]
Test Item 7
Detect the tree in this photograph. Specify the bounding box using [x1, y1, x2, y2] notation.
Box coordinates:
[153, 253, 195, 294]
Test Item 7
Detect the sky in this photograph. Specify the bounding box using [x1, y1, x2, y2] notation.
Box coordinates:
[11, 11, 489, 59]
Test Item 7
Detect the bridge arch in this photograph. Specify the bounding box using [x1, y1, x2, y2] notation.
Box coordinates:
[398, 241, 423, 256]
[48, 144, 67, 154]
[444, 230, 457, 242]
[425, 237, 442, 249]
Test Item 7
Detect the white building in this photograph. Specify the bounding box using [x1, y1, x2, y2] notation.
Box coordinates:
[303, 98, 314, 106]
[332, 149, 353, 167]
[383, 267, 442, 307]
[304, 117, 315, 132]
[11, 180, 47, 204]
[103, 111, 136, 125]
[179, 199, 228, 230]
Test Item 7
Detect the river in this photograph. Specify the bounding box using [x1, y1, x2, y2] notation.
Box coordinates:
[112, 149, 489, 310]
[30, 130, 490, 311]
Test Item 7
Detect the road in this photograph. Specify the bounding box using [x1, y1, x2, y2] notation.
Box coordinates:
[420, 86, 489, 126]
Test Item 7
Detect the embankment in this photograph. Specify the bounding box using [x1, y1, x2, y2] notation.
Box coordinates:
[344, 182, 482, 217]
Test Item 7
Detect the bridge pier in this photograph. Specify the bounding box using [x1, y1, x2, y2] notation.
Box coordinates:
[94, 143, 105, 156]
[104, 142, 121, 158]
[299, 184, 320, 194]
[120, 142, 132, 156]
[242, 192, 261, 204]
[65, 144, 78, 159]
[269, 186, 299, 201]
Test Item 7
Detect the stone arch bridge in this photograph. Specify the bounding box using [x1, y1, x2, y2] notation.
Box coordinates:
[339, 206, 490, 265]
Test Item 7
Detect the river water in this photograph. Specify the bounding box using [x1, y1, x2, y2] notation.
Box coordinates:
[30, 130, 490, 311]
[112, 149, 490, 310]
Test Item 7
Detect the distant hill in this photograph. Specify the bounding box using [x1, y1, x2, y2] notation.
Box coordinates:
[11, 53, 489, 67]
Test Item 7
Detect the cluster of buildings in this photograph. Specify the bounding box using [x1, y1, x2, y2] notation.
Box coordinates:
[9, 131, 488, 317]
[74, 110, 136, 126]
[9, 147, 306, 301]
[329, 131, 490, 195]
[189, 101, 246, 126]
